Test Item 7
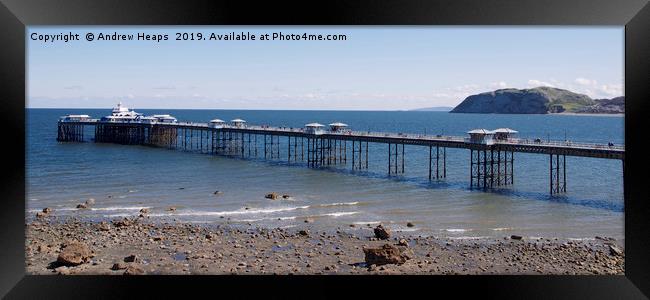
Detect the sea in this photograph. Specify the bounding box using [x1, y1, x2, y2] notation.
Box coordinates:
[26, 109, 625, 240]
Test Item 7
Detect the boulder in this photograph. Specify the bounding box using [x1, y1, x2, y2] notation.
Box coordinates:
[36, 212, 47, 218]
[112, 218, 132, 227]
[57, 241, 92, 266]
[98, 222, 111, 231]
[85, 198, 95, 206]
[398, 239, 409, 247]
[139, 208, 149, 214]
[54, 266, 71, 275]
[282, 194, 291, 199]
[304, 218, 314, 224]
[363, 244, 410, 266]
[124, 254, 138, 263]
[406, 222, 415, 228]
[76, 203, 88, 209]
[373, 225, 391, 240]
[111, 263, 128, 270]
[213, 190, 223, 195]
[609, 245, 623, 256]
[123, 265, 145, 275]
[42, 207, 53, 214]
[265, 193, 279, 200]
[298, 230, 309, 236]
[510, 235, 523, 240]
[168, 206, 177, 211]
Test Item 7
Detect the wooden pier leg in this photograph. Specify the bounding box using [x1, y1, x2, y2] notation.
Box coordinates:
[428, 146, 432, 180]
[490, 149, 494, 188]
[556, 154, 560, 193]
[401, 144, 405, 174]
[563, 154, 566, 193]
[470, 149, 473, 188]
[387, 143, 391, 175]
[435, 146, 440, 179]
[352, 140, 356, 170]
[550, 154, 553, 194]
[365, 142, 369, 169]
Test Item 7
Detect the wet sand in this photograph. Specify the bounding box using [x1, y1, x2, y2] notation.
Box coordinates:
[25, 214, 625, 275]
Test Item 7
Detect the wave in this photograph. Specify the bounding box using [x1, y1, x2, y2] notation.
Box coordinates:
[444, 228, 470, 233]
[492, 227, 513, 231]
[103, 213, 135, 218]
[148, 205, 310, 217]
[318, 202, 360, 207]
[321, 211, 359, 217]
[448, 236, 491, 240]
[351, 221, 381, 225]
[90, 206, 151, 211]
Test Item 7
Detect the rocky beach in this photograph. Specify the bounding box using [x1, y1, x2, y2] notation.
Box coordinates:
[25, 209, 625, 275]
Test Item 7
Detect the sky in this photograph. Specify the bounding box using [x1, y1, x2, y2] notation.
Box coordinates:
[27, 26, 624, 110]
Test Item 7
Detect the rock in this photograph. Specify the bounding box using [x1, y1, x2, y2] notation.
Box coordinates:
[510, 235, 523, 240]
[124, 255, 138, 263]
[139, 208, 149, 214]
[76, 203, 88, 209]
[124, 265, 145, 275]
[213, 190, 223, 195]
[54, 266, 70, 275]
[282, 194, 291, 199]
[98, 222, 110, 231]
[609, 245, 623, 256]
[398, 239, 409, 247]
[36, 212, 47, 218]
[85, 198, 95, 206]
[265, 193, 279, 200]
[112, 219, 132, 227]
[304, 218, 314, 224]
[205, 234, 213, 239]
[373, 225, 391, 240]
[153, 236, 163, 241]
[363, 244, 409, 266]
[298, 230, 309, 236]
[57, 241, 92, 266]
[168, 206, 176, 211]
[349, 224, 356, 227]
[111, 263, 128, 270]
[406, 222, 415, 228]
[42, 207, 52, 214]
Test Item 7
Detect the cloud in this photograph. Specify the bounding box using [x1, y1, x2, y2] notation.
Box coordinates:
[575, 77, 598, 86]
[527, 79, 555, 87]
[489, 81, 508, 89]
[63, 85, 83, 90]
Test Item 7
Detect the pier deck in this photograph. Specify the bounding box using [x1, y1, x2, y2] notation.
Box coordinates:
[57, 119, 624, 195]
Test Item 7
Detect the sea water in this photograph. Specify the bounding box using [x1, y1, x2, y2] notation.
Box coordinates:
[26, 109, 624, 240]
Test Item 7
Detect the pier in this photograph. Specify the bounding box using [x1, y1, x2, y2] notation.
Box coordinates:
[57, 109, 624, 195]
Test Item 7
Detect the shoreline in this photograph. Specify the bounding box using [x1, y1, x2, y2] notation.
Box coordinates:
[25, 215, 625, 275]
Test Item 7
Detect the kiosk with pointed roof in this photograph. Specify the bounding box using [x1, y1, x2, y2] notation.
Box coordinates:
[209, 118, 226, 128]
[467, 129, 495, 145]
[230, 118, 247, 128]
[493, 128, 518, 141]
[305, 123, 325, 135]
[328, 122, 349, 132]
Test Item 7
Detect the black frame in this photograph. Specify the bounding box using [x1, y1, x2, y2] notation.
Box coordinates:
[1, 0, 649, 298]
